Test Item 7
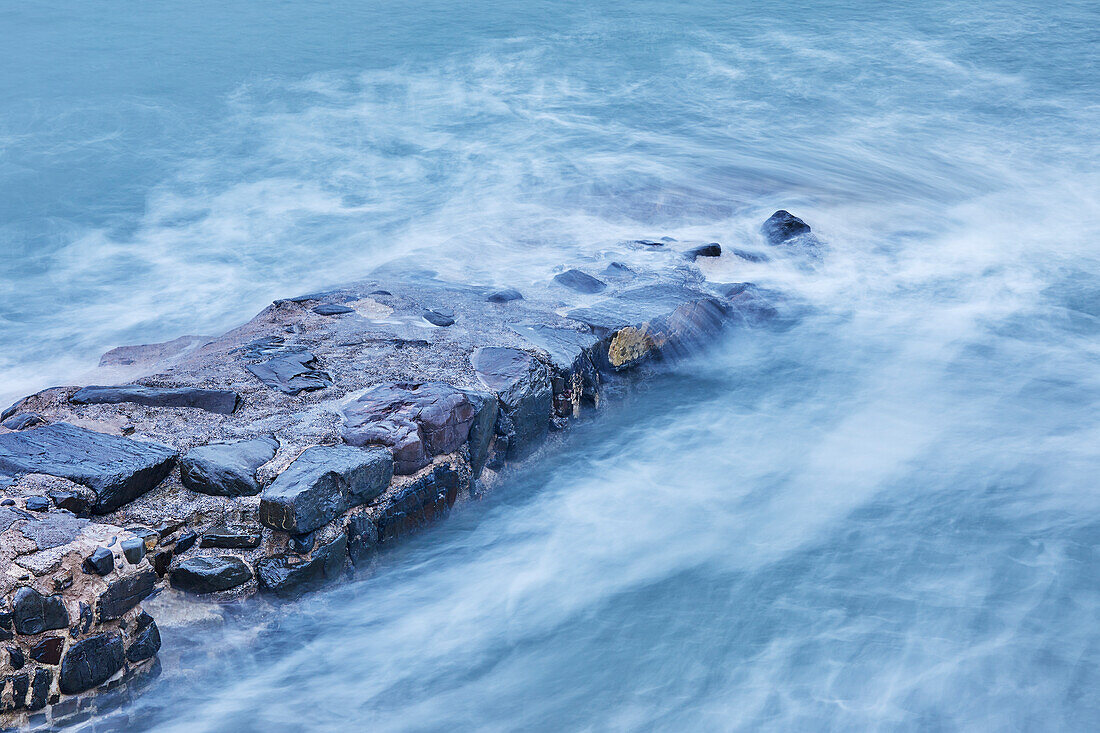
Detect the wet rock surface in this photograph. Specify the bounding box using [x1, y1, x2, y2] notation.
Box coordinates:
[246, 352, 332, 395]
[761, 209, 811, 244]
[179, 437, 278, 497]
[255, 534, 347, 598]
[170, 556, 253, 594]
[258, 445, 393, 534]
[553, 268, 607, 294]
[0, 424, 176, 514]
[70, 386, 240, 415]
[472, 347, 552, 457]
[59, 633, 124, 694]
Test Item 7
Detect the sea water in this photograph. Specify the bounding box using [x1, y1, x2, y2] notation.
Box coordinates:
[1, 0, 1097, 730]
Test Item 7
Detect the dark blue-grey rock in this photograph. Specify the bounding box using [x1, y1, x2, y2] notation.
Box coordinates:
[730, 248, 768, 263]
[255, 534, 347, 598]
[70, 385, 239, 415]
[82, 547, 114, 576]
[12, 588, 69, 635]
[121, 538, 146, 564]
[0, 423, 176, 514]
[345, 514, 378, 567]
[1, 413, 44, 430]
[258, 445, 393, 534]
[59, 633, 124, 694]
[246, 352, 332, 395]
[172, 531, 197, 555]
[471, 347, 552, 458]
[553, 269, 607, 294]
[49, 487, 93, 516]
[0, 397, 28, 422]
[125, 613, 160, 663]
[169, 556, 252, 594]
[486, 288, 523, 303]
[200, 524, 262, 549]
[24, 496, 49, 512]
[27, 667, 50, 711]
[29, 636, 63, 665]
[686, 243, 722, 259]
[374, 465, 460, 544]
[422, 310, 455, 327]
[761, 209, 811, 244]
[95, 569, 156, 621]
[4, 671, 28, 711]
[8, 647, 24, 669]
[602, 262, 636, 280]
[312, 304, 354, 316]
[342, 382, 494, 475]
[179, 437, 278, 497]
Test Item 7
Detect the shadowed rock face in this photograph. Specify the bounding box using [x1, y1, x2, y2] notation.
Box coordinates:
[342, 383, 495, 475]
[472, 347, 552, 458]
[70, 386, 239, 415]
[170, 556, 253, 594]
[258, 445, 393, 534]
[255, 534, 347, 598]
[553, 269, 607, 294]
[59, 633, 124, 694]
[0, 424, 176, 514]
[179, 437, 278, 497]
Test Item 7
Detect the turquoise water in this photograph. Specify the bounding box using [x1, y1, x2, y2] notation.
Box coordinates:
[2, 0, 1099, 730]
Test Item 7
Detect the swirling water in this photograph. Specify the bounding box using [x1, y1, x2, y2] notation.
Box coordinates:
[2, 0, 1099, 730]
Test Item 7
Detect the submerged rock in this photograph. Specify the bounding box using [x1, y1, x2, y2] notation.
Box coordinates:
[761, 210, 811, 244]
[170, 556, 253, 594]
[70, 385, 239, 415]
[472, 347, 552, 458]
[686, 243, 722, 259]
[342, 382, 494, 475]
[0, 423, 176, 514]
[179, 437, 278, 497]
[246, 352, 332, 395]
[258, 445, 393, 534]
[553, 269, 607, 294]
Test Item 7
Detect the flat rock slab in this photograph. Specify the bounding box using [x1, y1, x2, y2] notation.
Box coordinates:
[18, 511, 90, 550]
[170, 556, 253, 594]
[342, 382, 493, 475]
[70, 385, 239, 415]
[258, 445, 393, 534]
[246, 352, 333, 395]
[472, 347, 552, 457]
[0, 423, 177, 514]
[179, 437, 278, 497]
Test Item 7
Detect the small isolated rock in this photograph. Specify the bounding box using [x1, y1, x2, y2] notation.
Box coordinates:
[487, 288, 523, 303]
[170, 556, 253, 594]
[70, 385, 239, 415]
[179, 437, 278, 497]
[246, 352, 332, 395]
[13, 587, 69, 635]
[255, 535, 347, 598]
[312, 304, 354, 316]
[25, 496, 49, 512]
[553, 269, 607, 294]
[59, 632, 124, 694]
[82, 547, 114, 576]
[422, 310, 455, 327]
[2, 413, 44, 430]
[258, 445, 393, 534]
[121, 537, 146, 564]
[687, 243, 722, 260]
[761, 210, 811, 244]
[632, 239, 665, 247]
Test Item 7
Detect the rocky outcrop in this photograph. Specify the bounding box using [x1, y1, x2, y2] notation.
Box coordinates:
[0, 212, 810, 729]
